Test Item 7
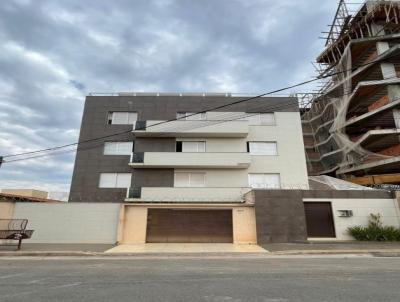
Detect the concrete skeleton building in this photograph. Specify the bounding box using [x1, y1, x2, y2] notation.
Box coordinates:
[302, 0, 400, 186]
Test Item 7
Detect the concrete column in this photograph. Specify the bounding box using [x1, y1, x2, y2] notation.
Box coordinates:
[394, 191, 400, 227]
[232, 207, 257, 244]
[0, 202, 15, 219]
[120, 206, 148, 244]
[393, 109, 400, 129]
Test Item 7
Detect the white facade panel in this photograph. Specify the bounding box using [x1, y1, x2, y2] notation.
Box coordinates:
[248, 173, 281, 189]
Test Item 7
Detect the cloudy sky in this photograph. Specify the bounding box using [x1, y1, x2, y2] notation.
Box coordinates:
[0, 0, 340, 193]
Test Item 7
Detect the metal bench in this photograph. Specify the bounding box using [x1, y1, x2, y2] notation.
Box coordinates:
[0, 219, 34, 250]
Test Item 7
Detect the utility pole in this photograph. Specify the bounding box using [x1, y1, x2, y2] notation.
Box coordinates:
[0, 156, 3, 168]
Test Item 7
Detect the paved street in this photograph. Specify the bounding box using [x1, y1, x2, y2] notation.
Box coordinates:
[0, 257, 399, 302]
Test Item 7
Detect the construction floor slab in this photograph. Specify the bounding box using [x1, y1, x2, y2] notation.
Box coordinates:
[105, 243, 268, 254]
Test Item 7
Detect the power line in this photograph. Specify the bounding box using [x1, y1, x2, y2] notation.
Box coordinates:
[2, 99, 303, 163]
[1, 49, 398, 162]
[1, 84, 377, 164]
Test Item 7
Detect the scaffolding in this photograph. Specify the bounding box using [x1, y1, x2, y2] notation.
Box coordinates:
[302, 0, 400, 185]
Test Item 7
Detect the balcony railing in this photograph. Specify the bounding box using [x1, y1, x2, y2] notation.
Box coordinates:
[132, 120, 249, 138]
[126, 187, 141, 199]
[130, 152, 144, 163]
[125, 187, 251, 203]
[129, 152, 251, 169]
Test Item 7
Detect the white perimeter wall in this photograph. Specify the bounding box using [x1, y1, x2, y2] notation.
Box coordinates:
[304, 198, 400, 240]
[13, 203, 120, 244]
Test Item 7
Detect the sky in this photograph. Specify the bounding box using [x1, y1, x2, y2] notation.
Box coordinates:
[0, 0, 340, 193]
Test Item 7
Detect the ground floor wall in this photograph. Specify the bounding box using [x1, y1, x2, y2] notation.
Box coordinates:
[253, 190, 308, 243]
[12, 203, 120, 243]
[304, 198, 400, 240]
[3, 190, 399, 244]
[253, 190, 400, 243]
[118, 204, 257, 244]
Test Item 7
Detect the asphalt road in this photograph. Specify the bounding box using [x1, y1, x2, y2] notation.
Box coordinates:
[0, 256, 399, 302]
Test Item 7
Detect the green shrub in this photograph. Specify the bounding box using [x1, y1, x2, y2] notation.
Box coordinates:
[347, 213, 400, 241]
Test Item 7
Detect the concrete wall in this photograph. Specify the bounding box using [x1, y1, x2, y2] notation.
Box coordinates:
[13, 203, 120, 243]
[0, 202, 15, 219]
[232, 207, 257, 244]
[1, 189, 48, 199]
[303, 197, 400, 240]
[119, 205, 147, 244]
[252, 189, 398, 243]
[253, 190, 308, 243]
[247, 112, 309, 189]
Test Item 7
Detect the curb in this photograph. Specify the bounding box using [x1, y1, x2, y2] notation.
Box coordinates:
[1, 250, 400, 257]
[271, 249, 400, 257]
[0, 251, 269, 257]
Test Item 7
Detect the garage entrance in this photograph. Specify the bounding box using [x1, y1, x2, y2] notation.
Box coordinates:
[146, 209, 233, 243]
[304, 202, 336, 238]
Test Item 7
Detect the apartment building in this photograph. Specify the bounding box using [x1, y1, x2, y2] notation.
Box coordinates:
[69, 93, 309, 243]
[302, 0, 400, 186]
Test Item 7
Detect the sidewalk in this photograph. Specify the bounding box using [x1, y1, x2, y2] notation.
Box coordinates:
[0, 243, 113, 256]
[263, 242, 400, 257]
[1, 242, 400, 257]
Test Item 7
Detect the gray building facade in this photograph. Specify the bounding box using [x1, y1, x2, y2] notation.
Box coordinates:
[69, 94, 299, 203]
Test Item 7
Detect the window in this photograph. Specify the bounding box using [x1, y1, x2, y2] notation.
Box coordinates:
[248, 142, 277, 155]
[107, 112, 137, 125]
[176, 141, 206, 152]
[104, 142, 133, 155]
[99, 173, 132, 188]
[177, 112, 207, 120]
[174, 172, 206, 187]
[248, 173, 280, 189]
[247, 113, 275, 125]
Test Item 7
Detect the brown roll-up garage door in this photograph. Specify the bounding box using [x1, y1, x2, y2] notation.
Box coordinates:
[146, 209, 233, 243]
[304, 202, 336, 238]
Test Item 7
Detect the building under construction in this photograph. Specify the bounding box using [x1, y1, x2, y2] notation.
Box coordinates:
[302, 0, 400, 186]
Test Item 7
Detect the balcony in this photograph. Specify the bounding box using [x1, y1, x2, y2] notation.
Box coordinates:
[129, 152, 251, 169]
[125, 187, 251, 203]
[132, 120, 249, 138]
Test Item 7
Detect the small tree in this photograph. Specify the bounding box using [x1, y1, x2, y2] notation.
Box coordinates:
[368, 213, 383, 229]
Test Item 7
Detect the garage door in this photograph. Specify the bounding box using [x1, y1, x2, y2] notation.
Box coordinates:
[304, 202, 336, 238]
[146, 209, 233, 243]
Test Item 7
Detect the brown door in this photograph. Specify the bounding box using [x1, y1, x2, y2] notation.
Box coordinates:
[304, 202, 336, 238]
[146, 209, 233, 243]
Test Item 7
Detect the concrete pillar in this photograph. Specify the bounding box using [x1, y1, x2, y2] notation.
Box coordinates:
[232, 207, 257, 244]
[0, 202, 15, 219]
[393, 191, 400, 227]
[119, 206, 148, 244]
